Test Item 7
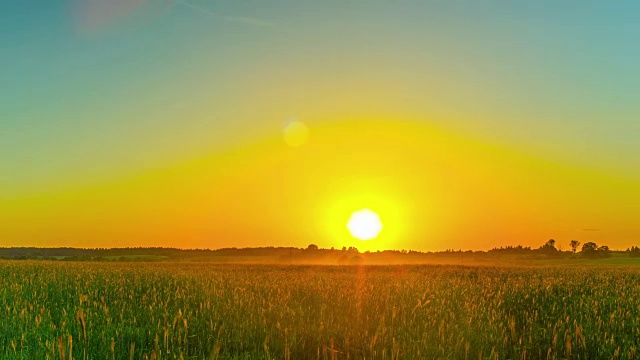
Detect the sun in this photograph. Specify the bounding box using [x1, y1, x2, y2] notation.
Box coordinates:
[347, 209, 383, 240]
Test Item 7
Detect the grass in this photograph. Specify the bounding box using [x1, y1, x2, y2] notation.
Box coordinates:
[1, 261, 640, 359]
[528, 253, 640, 266]
[102, 255, 170, 261]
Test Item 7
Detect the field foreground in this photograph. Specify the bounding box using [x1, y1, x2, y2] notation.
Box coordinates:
[1, 262, 639, 359]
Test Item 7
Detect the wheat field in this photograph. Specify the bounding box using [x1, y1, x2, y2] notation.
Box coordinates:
[1, 261, 639, 359]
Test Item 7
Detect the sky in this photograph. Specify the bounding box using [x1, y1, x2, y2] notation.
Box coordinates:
[1, 1, 639, 251]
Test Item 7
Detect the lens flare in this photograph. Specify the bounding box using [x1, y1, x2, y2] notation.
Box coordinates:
[283, 120, 310, 147]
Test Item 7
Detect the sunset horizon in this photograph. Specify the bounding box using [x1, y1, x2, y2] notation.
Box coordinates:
[3, 2, 640, 254]
[3, 117, 638, 252]
[4, 2, 640, 358]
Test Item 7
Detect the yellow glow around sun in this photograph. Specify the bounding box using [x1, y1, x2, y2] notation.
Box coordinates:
[320, 171, 410, 250]
[347, 209, 383, 240]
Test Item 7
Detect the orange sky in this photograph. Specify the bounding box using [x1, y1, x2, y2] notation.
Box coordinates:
[3, 120, 638, 251]
[3, 2, 640, 251]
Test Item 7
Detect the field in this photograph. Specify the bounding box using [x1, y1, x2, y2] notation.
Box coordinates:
[1, 262, 639, 359]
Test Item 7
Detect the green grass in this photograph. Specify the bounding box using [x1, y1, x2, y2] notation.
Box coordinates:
[537, 253, 640, 266]
[1, 261, 640, 359]
[102, 255, 169, 261]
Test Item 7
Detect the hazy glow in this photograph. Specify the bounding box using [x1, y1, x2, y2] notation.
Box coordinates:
[347, 209, 383, 240]
[283, 121, 310, 147]
[2, 2, 640, 251]
[2, 120, 639, 251]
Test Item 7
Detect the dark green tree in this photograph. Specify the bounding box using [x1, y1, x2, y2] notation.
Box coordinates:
[569, 240, 581, 253]
[581, 242, 610, 258]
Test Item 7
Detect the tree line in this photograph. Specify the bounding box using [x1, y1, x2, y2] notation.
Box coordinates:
[0, 239, 638, 262]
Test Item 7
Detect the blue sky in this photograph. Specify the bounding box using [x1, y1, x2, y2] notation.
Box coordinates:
[2, 1, 640, 195]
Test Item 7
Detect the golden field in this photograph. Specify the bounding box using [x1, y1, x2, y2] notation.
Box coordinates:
[1, 262, 639, 359]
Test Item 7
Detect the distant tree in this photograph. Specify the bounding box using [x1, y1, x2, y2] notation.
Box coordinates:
[488, 245, 532, 255]
[539, 239, 558, 254]
[569, 240, 580, 254]
[630, 246, 640, 258]
[581, 242, 598, 254]
[306, 244, 319, 251]
[348, 256, 364, 265]
[581, 242, 611, 258]
[337, 254, 349, 265]
[569, 240, 581, 254]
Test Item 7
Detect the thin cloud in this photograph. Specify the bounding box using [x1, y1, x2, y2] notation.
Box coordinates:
[72, 0, 148, 34]
[582, 228, 601, 232]
[178, 1, 275, 27]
